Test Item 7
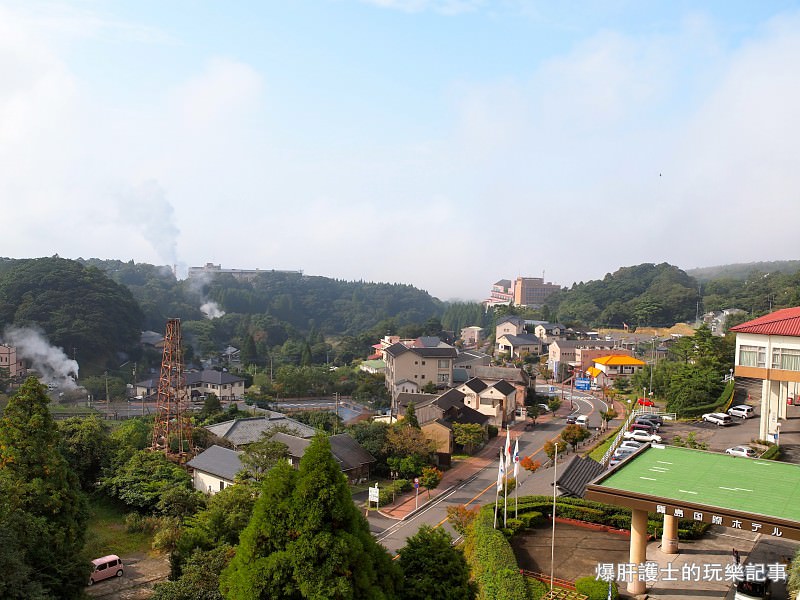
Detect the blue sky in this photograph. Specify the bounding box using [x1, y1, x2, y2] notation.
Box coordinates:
[2, 1, 800, 301]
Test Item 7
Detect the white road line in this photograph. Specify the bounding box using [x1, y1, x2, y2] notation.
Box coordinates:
[656, 461, 673, 464]
[678, 489, 698, 494]
[640, 477, 657, 481]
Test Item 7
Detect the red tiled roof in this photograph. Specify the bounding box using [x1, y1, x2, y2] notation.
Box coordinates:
[730, 307, 800, 337]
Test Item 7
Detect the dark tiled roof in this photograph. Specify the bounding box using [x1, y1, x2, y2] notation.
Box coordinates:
[462, 377, 488, 393]
[491, 380, 517, 396]
[396, 393, 438, 412]
[384, 342, 410, 358]
[271, 432, 311, 457]
[498, 333, 540, 346]
[205, 414, 316, 446]
[497, 316, 525, 326]
[454, 350, 491, 365]
[448, 404, 489, 426]
[330, 434, 375, 470]
[556, 456, 605, 498]
[187, 445, 243, 481]
[434, 388, 467, 410]
[415, 336, 443, 348]
[185, 369, 244, 385]
[413, 346, 457, 358]
[472, 366, 529, 384]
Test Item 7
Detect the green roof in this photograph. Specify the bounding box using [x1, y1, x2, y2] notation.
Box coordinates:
[599, 445, 800, 522]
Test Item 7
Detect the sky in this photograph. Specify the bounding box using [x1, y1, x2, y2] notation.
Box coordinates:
[2, 0, 800, 302]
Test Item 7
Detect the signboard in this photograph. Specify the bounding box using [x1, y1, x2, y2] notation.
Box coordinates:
[575, 377, 591, 391]
[413, 477, 420, 489]
[549, 386, 556, 395]
[368, 485, 379, 503]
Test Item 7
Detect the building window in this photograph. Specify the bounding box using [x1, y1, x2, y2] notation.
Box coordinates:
[480, 397, 494, 406]
[438, 359, 448, 368]
[421, 361, 426, 365]
[740, 345, 766, 368]
[438, 374, 449, 383]
[772, 348, 800, 371]
[219, 481, 225, 491]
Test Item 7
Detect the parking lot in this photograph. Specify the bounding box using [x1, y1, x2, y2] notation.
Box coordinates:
[654, 409, 763, 454]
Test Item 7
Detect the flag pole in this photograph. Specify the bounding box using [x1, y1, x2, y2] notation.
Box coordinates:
[550, 444, 558, 594]
[503, 431, 510, 528]
[494, 450, 502, 529]
[513, 437, 520, 520]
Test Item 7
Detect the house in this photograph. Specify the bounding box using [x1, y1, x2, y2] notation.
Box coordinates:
[533, 322, 566, 342]
[731, 307, 800, 442]
[548, 340, 625, 381]
[185, 369, 246, 400]
[592, 355, 646, 381]
[454, 349, 491, 374]
[457, 377, 517, 427]
[396, 388, 490, 465]
[140, 330, 165, 349]
[270, 432, 375, 483]
[0, 344, 26, 378]
[221, 346, 241, 365]
[496, 333, 542, 358]
[205, 413, 317, 449]
[495, 316, 526, 340]
[359, 359, 386, 374]
[186, 444, 243, 495]
[383, 337, 457, 402]
[460, 326, 485, 347]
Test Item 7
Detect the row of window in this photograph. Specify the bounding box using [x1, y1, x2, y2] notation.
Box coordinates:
[411, 373, 451, 383]
[413, 359, 451, 368]
[740, 345, 800, 371]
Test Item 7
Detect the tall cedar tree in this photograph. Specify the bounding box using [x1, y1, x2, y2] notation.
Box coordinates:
[397, 525, 475, 600]
[0, 377, 89, 599]
[220, 435, 400, 599]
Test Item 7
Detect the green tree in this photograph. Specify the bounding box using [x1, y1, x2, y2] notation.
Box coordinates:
[0, 377, 89, 599]
[199, 393, 223, 419]
[100, 449, 192, 512]
[404, 402, 420, 428]
[0, 366, 9, 393]
[152, 545, 234, 600]
[543, 439, 567, 460]
[547, 398, 562, 415]
[57, 415, 113, 490]
[420, 465, 443, 499]
[237, 434, 289, 484]
[452, 423, 486, 454]
[397, 525, 475, 600]
[421, 381, 437, 394]
[561, 424, 591, 452]
[220, 435, 400, 599]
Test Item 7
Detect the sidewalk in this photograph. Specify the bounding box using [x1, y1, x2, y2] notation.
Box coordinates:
[377, 420, 530, 520]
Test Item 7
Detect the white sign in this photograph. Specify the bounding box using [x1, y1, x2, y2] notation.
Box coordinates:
[368, 485, 379, 503]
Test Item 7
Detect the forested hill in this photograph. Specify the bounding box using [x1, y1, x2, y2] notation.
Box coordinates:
[687, 260, 800, 282]
[81, 259, 444, 336]
[545, 263, 699, 328]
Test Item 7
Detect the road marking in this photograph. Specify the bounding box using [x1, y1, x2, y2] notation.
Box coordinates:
[640, 476, 657, 481]
[656, 461, 673, 465]
[719, 487, 753, 492]
[678, 490, 698, 494]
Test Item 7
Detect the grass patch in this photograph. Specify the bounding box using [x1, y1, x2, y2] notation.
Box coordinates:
[84, 494, 154, 559]
[587, 426, 622, 462]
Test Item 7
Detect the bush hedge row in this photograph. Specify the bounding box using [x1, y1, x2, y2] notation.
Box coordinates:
[679, 380, 735, 418]
[575, 576, 620, 600]
[377, 479, 411, 506]
[464, 507, 544, 600]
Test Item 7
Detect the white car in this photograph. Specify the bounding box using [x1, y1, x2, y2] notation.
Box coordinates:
[619, 440, 643, 451]
[725, 446, 757, 458]
[728, 405, 754, 419]
[702, 412, 733, 426]
[622, 430, 662, 444]
[613, 447, 636, 459]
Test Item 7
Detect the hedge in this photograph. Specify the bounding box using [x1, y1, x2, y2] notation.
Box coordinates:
[377, 479, 410, 506]
[679, 380, 735, 418]
[463, 507, 532, 600]
[760, 445, 781, 461]
[575, 577, 620, 600]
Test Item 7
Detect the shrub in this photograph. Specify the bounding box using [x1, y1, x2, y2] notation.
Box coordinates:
[519, 511, 545, 528]
[124, 512, 162, 534]
[761, 445, 781, 460]
[377, 479, 410, 506]
[463, 508, 528, 600]
[575, 576, 619, 600]
[487, 425, 499, 439]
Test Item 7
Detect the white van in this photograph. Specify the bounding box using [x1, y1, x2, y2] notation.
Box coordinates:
[575, 415, 589, 427]
[703, 412, 733, 426]
[728, 405, 754, 419]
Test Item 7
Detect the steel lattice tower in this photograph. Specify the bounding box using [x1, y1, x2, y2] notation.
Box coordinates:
[151, 318, 193, 458]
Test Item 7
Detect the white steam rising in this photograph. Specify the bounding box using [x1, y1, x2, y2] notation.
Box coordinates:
[200, 301, 226, 320]
[4, 326, 79, 389]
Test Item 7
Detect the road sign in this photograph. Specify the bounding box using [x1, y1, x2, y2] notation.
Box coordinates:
[575, 378, 591, 391]
[413, 477, 419, 489]
[368, 485, 379, 503]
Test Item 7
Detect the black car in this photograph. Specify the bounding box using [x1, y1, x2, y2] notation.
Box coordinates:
[633, 417, 661, 431]
[637, 413, 664, 425]
[565, 414, 578, 424]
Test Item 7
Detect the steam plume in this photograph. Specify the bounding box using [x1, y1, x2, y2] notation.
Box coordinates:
[3, 326, 79, 389]
[200, 301, 226, 319]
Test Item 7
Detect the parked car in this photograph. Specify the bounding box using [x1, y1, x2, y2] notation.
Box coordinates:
[88, 555, 123, 586]
[619, 440, 644, 451]
[575, 415, 589, 427]
[538, 403, 551, 413]
[633, 417, 661, 431]
[703, 412, 733, 426]
[629, 422, 655, 435]
[728, 405, 754, 419]
[565, 414, 578, 424]
[637, 413, 664, 425]
[613, 447, 636, 458]
[725, 446, 757, 458]
[623, 430, 662, 443]
[637, 397, 655, 407]
[733, 577, 771, 600]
